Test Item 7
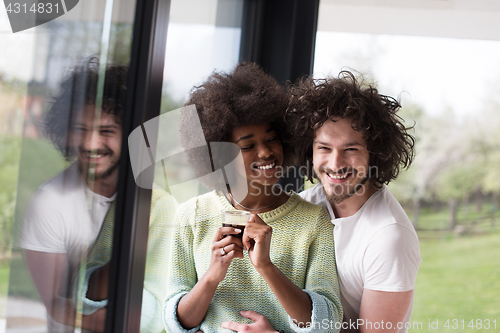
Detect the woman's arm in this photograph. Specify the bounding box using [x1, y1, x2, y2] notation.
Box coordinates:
[175, 226, 245, 329]
[300, 209, 343, 331]
[243, 215, 313, 326]
[256, 265, 313, 326]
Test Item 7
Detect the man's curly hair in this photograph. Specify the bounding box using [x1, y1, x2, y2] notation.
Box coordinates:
[43, 57, 128, 160]
[286, 70, 415, 187]
[179, 62, 291, 188]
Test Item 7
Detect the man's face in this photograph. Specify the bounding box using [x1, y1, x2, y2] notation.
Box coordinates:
[312, 117, 371, 204]
[70, 105, 122, 181]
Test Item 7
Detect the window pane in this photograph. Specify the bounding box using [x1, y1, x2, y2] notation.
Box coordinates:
[134, 0, 243, 331]
[157, 0, 243, 203]
[2, 0, 136, 331]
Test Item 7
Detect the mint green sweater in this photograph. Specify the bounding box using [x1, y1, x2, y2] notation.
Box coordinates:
[164, 191, 342, 333]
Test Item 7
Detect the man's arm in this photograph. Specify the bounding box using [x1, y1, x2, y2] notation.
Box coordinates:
[357, 289, 413, 333]
[358, 222, 421, 333]
[25, 250, 107, 331]
[25, 250, 77, 326]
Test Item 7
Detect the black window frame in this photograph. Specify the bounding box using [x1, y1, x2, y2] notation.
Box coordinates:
[106, 0, 171, 331]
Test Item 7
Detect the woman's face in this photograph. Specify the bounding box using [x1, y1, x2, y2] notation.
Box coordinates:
[230, 123, 284, 187]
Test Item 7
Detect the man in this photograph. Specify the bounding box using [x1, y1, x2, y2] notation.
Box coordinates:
[222, 71, 421, 333]
[17, 60, 125, 332]
[17, 60, 173, 333]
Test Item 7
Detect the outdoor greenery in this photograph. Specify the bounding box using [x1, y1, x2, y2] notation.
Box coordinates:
[387, 98, 500, 230]
[2, 253, 39, 300]
[0, 260, 9, 297]
[0, 136, 21, 254]
[411, 231, 500, 332]
[0, 77, 25, 254]
[0, 260, 7, 319]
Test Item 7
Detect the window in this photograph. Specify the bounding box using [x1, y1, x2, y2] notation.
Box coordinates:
[2, 0, 136, 331]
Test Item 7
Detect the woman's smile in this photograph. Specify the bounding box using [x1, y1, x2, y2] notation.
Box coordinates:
[231, 123, 284, 187]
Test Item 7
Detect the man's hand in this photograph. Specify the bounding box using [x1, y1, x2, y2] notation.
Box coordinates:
[221, 311, 278, 333]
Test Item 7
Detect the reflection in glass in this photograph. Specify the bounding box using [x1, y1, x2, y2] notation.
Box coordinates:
[4, 0, 136, 331]
[16, 60, 126, 332]
[159, 0, 243, 203]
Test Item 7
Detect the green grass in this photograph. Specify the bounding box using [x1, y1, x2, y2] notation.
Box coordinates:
[413, 204, 495, 230]
[5, 254, 40, 300]
[0, 254, 39, 320]
[0, 259, 9, 319]
[0, 135, 22, 252]
[410, 232, 500, 332]
[0, 260, 8, 297]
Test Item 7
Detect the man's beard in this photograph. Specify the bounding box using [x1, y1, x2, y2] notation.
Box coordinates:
[78, 157, 120, 181]
[322, 171, 369, 205]
[93, 159, 120, 180]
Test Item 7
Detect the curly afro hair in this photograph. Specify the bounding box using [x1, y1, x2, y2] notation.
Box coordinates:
[179, 62, 291, 189]
[286, 70, 415, 187]
[43, 57, 128, 161]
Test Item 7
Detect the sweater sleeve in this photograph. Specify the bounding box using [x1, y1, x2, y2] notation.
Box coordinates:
[288, 207, 342, 333]
[163, 198, 200, 333]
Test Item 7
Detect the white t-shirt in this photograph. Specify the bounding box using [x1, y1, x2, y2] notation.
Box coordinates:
[18, 163, 115, 289]
[300, 184, 421, 333]
[17, 163, 115, 332]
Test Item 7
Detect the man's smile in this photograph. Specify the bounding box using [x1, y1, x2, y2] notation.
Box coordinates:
[80, 148, 112, 161]
[326, 172, 350, 180]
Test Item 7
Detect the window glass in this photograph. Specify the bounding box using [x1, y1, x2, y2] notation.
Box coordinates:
[314, 0, 500, 325]
[157, 0, 243, 203]
[1, 0, 135, 331]
[133, 0, 244, 331]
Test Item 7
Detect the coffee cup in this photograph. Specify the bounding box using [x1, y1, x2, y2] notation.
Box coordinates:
[222, 210, 251, 239]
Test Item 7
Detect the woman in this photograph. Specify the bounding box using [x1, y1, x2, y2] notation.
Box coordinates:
[164, 62, 342, 333]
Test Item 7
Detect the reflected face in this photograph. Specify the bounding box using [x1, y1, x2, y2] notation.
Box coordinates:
[312, 118, 370, 204]
[70, 105, 122, 181]
[231, 123, 284, 187]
